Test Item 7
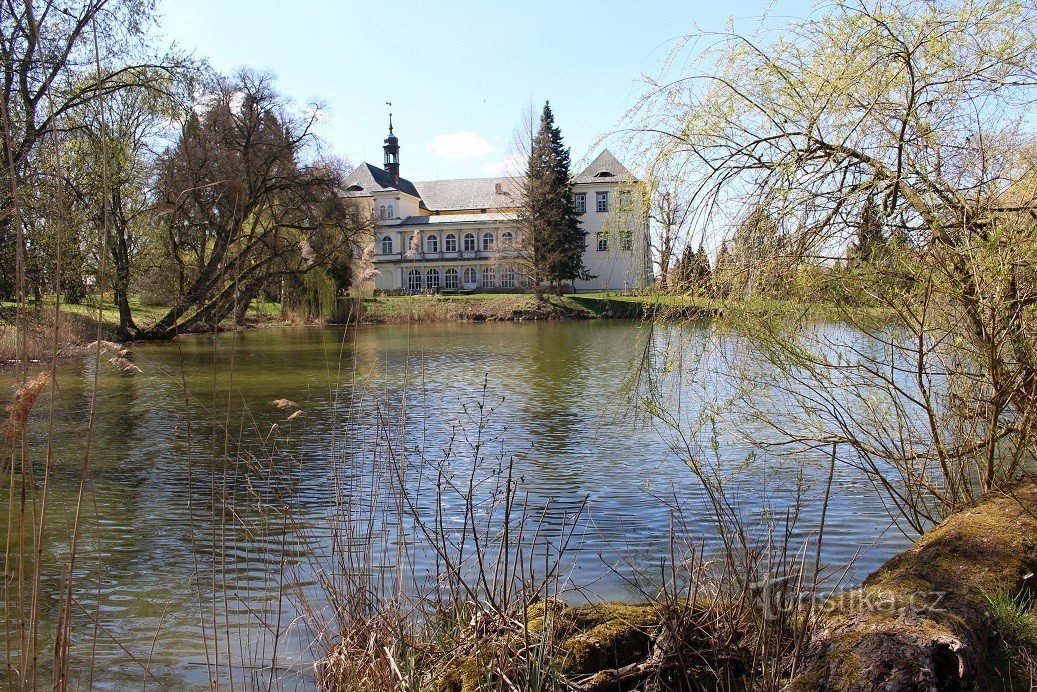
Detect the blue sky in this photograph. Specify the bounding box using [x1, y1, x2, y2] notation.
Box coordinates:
[158, 0, 816, 182]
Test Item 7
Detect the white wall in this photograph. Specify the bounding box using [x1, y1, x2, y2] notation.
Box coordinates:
[572, 183, 648, 292]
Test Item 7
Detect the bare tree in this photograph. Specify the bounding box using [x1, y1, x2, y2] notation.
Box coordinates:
[57, 66, 198, 336]
[0, 0, 175, 300]
[643, 155, 695, 290]
[138, 71, 367, 339]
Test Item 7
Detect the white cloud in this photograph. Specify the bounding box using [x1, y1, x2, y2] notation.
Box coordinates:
[483, 153, 525, 176]
[427, 131, 494, 160]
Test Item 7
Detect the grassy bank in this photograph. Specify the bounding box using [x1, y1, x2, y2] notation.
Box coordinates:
[358, 292, 716, 323]
[356, 291, 890, 325]
[0, 291, 890, 362]
[0, 295, 286, 362]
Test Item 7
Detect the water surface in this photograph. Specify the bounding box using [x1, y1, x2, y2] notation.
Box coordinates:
[4, 320, 913, 689]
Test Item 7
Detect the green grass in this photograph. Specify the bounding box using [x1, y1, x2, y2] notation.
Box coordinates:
[2, 294, 285, 332]
[986, 590, 1037, 650]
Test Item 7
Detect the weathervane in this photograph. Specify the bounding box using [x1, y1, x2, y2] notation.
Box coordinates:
[386, 101, 393, 134]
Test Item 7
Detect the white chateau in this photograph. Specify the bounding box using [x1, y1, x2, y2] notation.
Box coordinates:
[345, 121, 651, 293]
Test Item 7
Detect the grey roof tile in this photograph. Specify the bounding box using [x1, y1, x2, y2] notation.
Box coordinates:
[342, 163, 422, 198]
[412, 177, 524, 211]
[345, 151, 635, 209]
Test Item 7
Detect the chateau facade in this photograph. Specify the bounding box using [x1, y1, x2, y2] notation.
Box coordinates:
[344, 123, 651, 293]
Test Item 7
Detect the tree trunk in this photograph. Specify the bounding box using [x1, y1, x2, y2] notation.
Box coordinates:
[788, 477, 1037, 691]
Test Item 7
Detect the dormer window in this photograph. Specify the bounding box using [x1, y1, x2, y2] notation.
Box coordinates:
[594, 171, 613, 177]
[347, 184, 364, 192]
[379, 205, 386, 219]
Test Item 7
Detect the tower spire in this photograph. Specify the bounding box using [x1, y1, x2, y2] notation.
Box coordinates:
[383, 101, 400, 185]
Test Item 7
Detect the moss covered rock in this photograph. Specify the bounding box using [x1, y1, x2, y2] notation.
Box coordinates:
[424, 600, 661, 691]
[557, 603, 658, 675]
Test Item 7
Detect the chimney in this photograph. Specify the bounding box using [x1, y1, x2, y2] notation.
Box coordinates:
[495, 182, 503, 195]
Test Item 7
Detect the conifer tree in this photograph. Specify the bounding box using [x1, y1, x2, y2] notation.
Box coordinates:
[713, 241, 732, 297]
[520, 102, 589, 291]
[849, 197, 886, 266]
[694, 242, 711, 287]
[676, 243, 695, 291]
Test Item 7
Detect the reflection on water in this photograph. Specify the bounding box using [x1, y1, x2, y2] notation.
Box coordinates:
[2, 320, 913, 688]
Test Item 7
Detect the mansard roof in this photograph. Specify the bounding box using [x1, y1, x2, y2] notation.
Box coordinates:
[574, 149, 636, 184]
[413, 177, 523, 212]
[342, 163, 422, 198]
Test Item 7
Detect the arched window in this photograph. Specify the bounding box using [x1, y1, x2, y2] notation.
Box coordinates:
[501, 231, 514, 248]
[407, 268, 422, 291]
[379, 205, 386, 219]
[444, 233, 457, 252]
[426, 234, 439, 253]
[463, 233, 476, 252]
[482, 266, 497, 288]
[426, 268, 441, 290]
[381, 235, 393, 254]
[444, 267, 459, 289]
[482, 232, 495, 252]
[463, 267, 477, 287]
[500, 266, 516, 288]
[387, 204, 394, 219]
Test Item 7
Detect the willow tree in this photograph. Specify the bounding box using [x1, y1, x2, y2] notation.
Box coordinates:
[139, 71, 366, 340]
[638, 0, 1037, 526]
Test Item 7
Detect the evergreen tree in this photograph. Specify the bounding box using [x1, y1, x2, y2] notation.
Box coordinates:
[694, 242, 711, 286]
[676, 243, 695, 291]
[850, 197, 886, 265]
[713, 241, 732, 297]
[520, 102, 589, 291]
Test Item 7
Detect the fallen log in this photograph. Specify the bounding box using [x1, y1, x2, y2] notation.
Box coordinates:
[788, 477, 1037, 692]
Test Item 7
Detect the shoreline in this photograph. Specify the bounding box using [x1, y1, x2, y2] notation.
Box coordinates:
[348, 292, 713, 324]
[0, 293, 888, 365]
[321, 477, 1037, 691]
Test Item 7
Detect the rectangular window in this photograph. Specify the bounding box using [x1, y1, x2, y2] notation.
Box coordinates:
[573, 192, 586, 213]
[619, 190, 631, 210]
[620, 230, 633, 251]
[596, 191, 608, 213]
[597, 231, 609, 252]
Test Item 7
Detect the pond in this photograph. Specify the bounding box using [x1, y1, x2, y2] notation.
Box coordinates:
[3, 320, 913, 689]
